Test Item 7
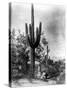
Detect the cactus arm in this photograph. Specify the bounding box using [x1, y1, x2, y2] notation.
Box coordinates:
[29, 24, 32, 37]
[39, 22, 42, 36]
[29, 24, 32, 42]
[25, 23, 29, 45]
[29, 24, 35, 47]
[25, 23, 28, 35]
[25, 23, 33, 47]
[34, 35, 40, 48]
[28, 36, 34, 48]
[33, 22, 42, 48]
[33, 27, 39, 48]
[35, 27, 39, 44]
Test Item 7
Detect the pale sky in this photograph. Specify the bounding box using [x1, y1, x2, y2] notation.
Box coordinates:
[11, 3, 65, 59]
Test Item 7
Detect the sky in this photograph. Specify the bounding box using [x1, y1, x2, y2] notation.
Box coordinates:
[11, 2, 65, 59]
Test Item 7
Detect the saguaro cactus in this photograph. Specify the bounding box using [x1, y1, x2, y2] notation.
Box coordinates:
[46, 45, 50, 65]
[25, 4, 42, 78]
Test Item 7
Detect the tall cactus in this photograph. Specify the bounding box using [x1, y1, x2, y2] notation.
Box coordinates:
[46, 45, 50, 65]
[25, 4, 42, 78]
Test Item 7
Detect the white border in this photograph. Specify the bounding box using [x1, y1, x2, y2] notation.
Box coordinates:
[0, 0, 67, 89]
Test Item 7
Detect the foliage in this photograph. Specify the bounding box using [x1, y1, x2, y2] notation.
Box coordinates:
[10, 28, 65, 82]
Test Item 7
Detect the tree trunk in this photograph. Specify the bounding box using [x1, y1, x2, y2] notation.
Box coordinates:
[30, 48, 35, 78]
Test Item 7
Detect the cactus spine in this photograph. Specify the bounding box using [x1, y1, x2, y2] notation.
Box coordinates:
[25, 4, 42, 78]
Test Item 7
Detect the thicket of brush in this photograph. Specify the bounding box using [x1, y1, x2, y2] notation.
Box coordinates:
[10, 29, 65, 84]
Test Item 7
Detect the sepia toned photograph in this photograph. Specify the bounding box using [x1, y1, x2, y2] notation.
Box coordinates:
[9, 2, 65, 87]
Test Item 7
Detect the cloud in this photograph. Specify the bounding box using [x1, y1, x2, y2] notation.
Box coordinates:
[42, 7, 65, 41]
[42, 6, 65, 57]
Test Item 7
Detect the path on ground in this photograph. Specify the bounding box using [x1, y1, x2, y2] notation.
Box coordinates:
[12, 78, 56, 87]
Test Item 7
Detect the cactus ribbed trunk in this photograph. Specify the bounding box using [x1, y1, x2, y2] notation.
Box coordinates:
[30, 48, 35, 78]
